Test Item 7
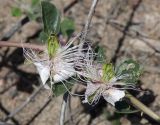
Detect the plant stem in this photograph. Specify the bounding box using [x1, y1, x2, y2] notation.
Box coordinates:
[82, 0, 99, 40]
[126, 93, 160, 123]
[60, 92, 69, 125]
[4, 85, 43, 122]
[0, 41, 45, 51]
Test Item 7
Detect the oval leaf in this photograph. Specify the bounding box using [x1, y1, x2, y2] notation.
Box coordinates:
[11, 7, 22, 17]
[52, 80, 74, 97]
[39, 31, 48, 42]
[60, 18, 75, 37]
[115, 100, 140, 114]
[115, 59, 142, 84]
[95, 45, 106, 63]
[41, 1, 61, 35]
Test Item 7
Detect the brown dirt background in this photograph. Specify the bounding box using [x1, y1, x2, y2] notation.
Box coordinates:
[0, 0, 160, 125]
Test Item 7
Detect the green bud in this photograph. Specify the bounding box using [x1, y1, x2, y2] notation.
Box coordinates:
[102, 63, 115, 82]
[47, 33, 59, 58]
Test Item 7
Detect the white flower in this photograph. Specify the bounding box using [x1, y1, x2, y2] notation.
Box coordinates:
[34, 62, 50, 85]
[83, 82, 125, 106]
[23, 34, 90, 89]
[81, 63, 127, 106]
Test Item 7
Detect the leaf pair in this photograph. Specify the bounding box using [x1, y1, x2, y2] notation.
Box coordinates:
[41, 1, 75, 57]
[41, 1, 75, 37]
[115, 59, 142, 84]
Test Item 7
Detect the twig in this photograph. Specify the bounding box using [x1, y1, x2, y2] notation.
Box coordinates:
[0, 121, 14, 125]
[63, 0, 80, 13]
[111, 0, 142, 64]
[144, 66, 160, 74]
[105, 0, 126, 24]
[64, 106, 84, 124]
[4, 85, 43, 121]
[0, 41, 45, 51]
[0, 16, 29, 41]
[108, 20, 149, 38]
[126, 93, 160, 123]
[60, 92, 69, 125]
[26, 96, 52, 125]
[67, 94, 74, 125]
[0, 0, 81, 51]
[0, 102, 20, 125]
[109, 20, 160, 53]
[82, 0, 99, 41]
[0, 0, 79, 42]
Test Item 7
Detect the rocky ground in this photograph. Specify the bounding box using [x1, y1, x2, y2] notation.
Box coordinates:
[0, 0, 160, 125]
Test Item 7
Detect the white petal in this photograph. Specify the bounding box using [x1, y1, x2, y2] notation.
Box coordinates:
[103, 89, 125, 106]
[34, 62, 50, 85]
[44, 84, 50, 89]
[83, 82, 101, 104]
[85, 82, 100, 95]
[54, 69, 75, 83]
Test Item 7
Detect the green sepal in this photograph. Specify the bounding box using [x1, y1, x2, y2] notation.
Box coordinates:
[102, 63, 115, 82]
[87, 92, 97, 104]
[47, 33, 59, 58]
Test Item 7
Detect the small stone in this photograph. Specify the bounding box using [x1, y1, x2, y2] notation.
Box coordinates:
[140, 118, 149, 124]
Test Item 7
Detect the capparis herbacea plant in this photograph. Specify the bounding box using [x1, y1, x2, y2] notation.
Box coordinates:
[23, 1, 93, 91]
[81, 59, 141, 106]
[22, 1, 160, 123]
[23, 32, 91, 90]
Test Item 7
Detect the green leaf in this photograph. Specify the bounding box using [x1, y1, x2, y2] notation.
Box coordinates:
[32, 0, 40, 7]
[39, 31, 48, 42]
[102, 63, 115, 82]
[115, 59, 142, 84]
[60, 18, 75, 37]
[47, 34, 59, 58]
[27, 10, 37, 20]
[11, 7, 22, 17]
[111, 119, 121, 125]
[28, 0, 41, 20]
[52, 80, 74, 96]
[41, 1, 61, 35]
[96, 46, 106, 63]
[88, 92, 97, 103]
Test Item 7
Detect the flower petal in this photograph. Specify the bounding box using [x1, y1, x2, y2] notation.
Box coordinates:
[44, 84, 50, 89]
[83, 82, 101, 104]
[54, 69, 75, 82]
[34, 62, 50, 85]
[103, 89, 125, 106]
